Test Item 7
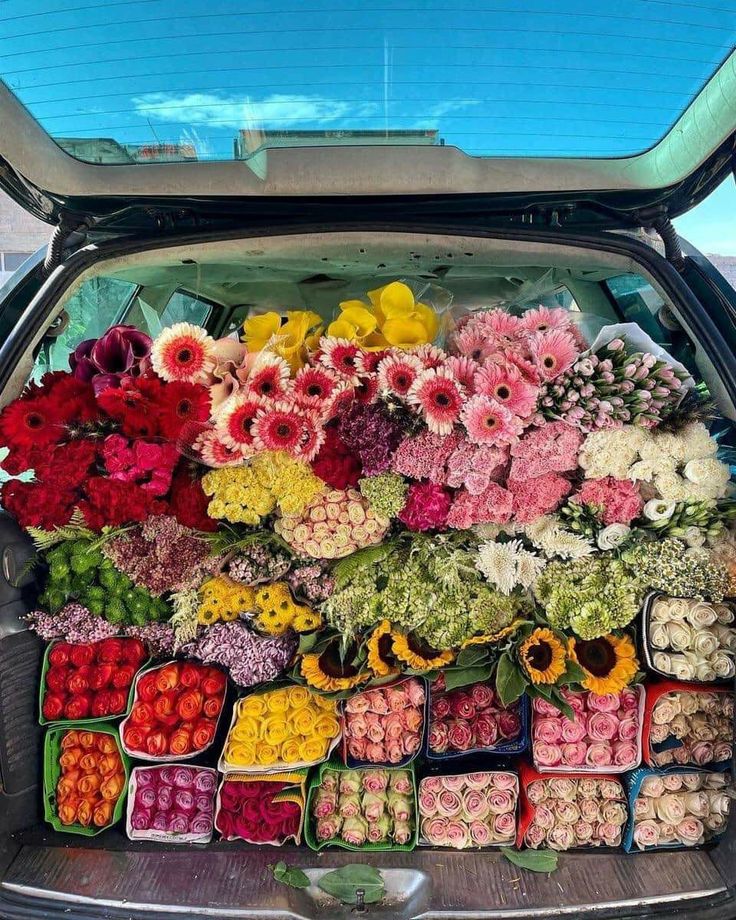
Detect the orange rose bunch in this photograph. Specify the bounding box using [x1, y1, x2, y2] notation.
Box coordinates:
[55, 729, 126, 829]
[122, 661, 226, 759]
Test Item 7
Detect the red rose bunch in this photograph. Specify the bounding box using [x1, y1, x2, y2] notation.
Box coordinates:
[428, 679, 523, 755]
[215, 779, 303, 844]
[122, 661, 226, 759]
[42, 638, 147, 723]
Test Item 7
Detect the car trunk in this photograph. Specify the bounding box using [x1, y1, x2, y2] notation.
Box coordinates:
[0, 226, 734, 919]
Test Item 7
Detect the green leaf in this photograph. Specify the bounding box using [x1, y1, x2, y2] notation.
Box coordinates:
[297, 631, 318, 655]
[562, 660, 587, 684]
[317, 865, 385, 905]
[444, 664, 493, 692]
[501, 848, 558, 874]
[271, 862, 310, 889]
[496, 652, 528, 707]
[455, 646, 489, 668]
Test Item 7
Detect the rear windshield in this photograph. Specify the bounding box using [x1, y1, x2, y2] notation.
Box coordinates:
[1, 1, 735, 163]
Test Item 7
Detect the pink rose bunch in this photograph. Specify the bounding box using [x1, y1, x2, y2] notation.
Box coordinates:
[524, 776, 628, 850]
[632, 771, 733, 850]
[312, 768, 415, 848]
[428, 679, 523, 756]
[648, 690, 733, 767]
[418, 772, 518, 848]
[128, 765, 216, 839]
[532, 689, 641, 772]
[344, 679, 425, 764]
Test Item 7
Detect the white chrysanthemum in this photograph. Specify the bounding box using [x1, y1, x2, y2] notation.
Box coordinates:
[475, 540, 519, 595]
[516, 550, 547, 589]
[523, 516, 594, 561]
[578, 428, 642, 480]
[679, 422, 719, 461]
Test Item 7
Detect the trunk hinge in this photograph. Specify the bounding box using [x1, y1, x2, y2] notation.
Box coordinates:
[641, 211, 685, 272]
[42, 217, 89, 278]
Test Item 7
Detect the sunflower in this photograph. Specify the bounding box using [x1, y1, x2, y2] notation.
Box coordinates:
[519, 628, 567, 685]
[366, 620, 400, 677]
[391, 631, 454, 670]
[300, 641, 365, 692]
[461, 619, 526, 649]
[568, 633, 639, 694]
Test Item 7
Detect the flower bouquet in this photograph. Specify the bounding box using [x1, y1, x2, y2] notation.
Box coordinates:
[120, 661, 227, 761]
[43, 724, 129, 835]
[642, 682, 733, 768]
[517, 763, 628, 850]
[624, 767, 734, 851]
[219, 685, 341, 773]
[126, 765, 217, 843]
[40, 637, 148, 725]
[531, 688, 643, 773]
[305, 760, 417, 851]
[215, 772, 307, 845]
[343, 678, 426, 766]
[643, 594, 736, 682]
[418, 772, 518, 848]
[426, 675, 526, 759]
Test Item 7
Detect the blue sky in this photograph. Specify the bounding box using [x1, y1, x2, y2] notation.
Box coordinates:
[1, 0, 735, 159]
[676, 179, 736, 256]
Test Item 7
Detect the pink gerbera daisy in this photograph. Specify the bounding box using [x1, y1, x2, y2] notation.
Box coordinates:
[244, 354, 291, 400]
[293, 366, 342, 410]
[502, 349, 541, 385]
[482, 309, 523, 339]
[376, 353, 424, 397]
[407, 367, 465, 436]
[297, 412, 326, 462]
[461, 393, 523, 446]
[355, 350, 386, 375]
[529, 329, 579, 381]
[445, 355, 481, 393]
[473, 362, 539, 419]
[414, 343, 446, 369]
[251, 401, 305, 455]
[319, 337, 361, 384]
[450, 326, 496, 363]
[216, 395, 263, 449]
[195, 429, 249, 467]
[151, 323, 215, 383]
[520, 305, 571, 335]
[354, 374, 379, 405]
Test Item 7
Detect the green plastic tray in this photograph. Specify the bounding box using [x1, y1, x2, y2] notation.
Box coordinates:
[38, 638, 150, 727]
[304, 758, 418, 852]
[43, 722, 131, 836]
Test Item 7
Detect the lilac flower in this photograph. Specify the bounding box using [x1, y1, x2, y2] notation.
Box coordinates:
[27, 603, 118, 643]
[183, 622, 297, 688]
[124, 622, 176, 657]
[227, 543, 291, 586]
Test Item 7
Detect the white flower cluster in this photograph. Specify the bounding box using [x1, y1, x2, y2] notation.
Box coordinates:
[475, 539, 546, 595]
[579, 422, 730, 502]
[649, 596, 736, 681]
[523, 515, 595, 561]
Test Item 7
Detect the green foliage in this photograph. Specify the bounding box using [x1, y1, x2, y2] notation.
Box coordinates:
[271, 862, 310, 889]
[501, 848, 558, 874]
[317, 865, 385, 905]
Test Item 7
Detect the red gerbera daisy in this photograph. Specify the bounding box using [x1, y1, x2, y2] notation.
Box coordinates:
[297, 412, 326, 462]
[0, 396, 61, 451]
[407, 367, 465, 435]
[97, 377, 160, 438]
[195, 429, 247, 467]
[356, 350, 387, 375]
[251, 402, 305, 454]
[293, 366, 342, 410]
[216, 396, 263, 449]
[354, 374, 379, 405]
[151, 323, 215, 383]
[156, 381, 211, 440]
[245, 355, 291, 401]
[376, 353, 424, 397]
[319, 337, 361, 384]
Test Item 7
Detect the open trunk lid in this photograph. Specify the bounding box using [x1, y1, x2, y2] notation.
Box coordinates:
[0, 2, 735, 233]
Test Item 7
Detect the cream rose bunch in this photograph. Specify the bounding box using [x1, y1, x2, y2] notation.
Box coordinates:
[648, 596, 735, 681]
[649, 690, 734, 767]
[524, 776, 628, 850]
[418, 772, 518, 849]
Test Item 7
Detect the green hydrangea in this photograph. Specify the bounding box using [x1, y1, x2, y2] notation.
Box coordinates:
[621, 537, 728, 601]
[534, 556, 643, 640]
[359, 473, 408, 519]
[40, 538, 169, 626]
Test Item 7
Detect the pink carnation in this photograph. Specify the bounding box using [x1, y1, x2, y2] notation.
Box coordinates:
[446, 483, 513, 529]
[391, 430, 460, 483]
[509, 421, 583, 481]
[575, 476, 643, 525]
[508, 473, 572, 523]
[398, 481, 452, 531]
[445, 437, 508, 494]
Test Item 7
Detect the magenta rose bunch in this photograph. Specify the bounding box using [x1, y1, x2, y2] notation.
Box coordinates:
[344, 679, 425, 765]
[128, 765, 216, 840]
[311, 767, 415, 848]
[428, 678, 523, 757]
[631, 771, 733, 850]
[216, 777, 304, 845]
[532, 688, 642, 772]
[648, 689, 733, 767]
[523, 775, 628, 850]
[418, 772, 518, 849]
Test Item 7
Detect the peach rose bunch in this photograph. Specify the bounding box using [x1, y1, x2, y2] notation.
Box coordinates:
[54, 729, 126, 830]
[649, 690, 733, 767]
[632, 771, 733, 849]
[223, 686, 340, 769]
[418, 772, 517, 848]
[344, 679, 425, 765]
[524, 776, 628, 850]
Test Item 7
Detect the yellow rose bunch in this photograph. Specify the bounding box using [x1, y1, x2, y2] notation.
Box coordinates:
[327, 281, 439, 350]
[202, 450, 324, 525]
[198, 576, 256, 625]
[252, 582, 323, 636]
[242, 310, 323, 372]
[224, 687, 340, 769]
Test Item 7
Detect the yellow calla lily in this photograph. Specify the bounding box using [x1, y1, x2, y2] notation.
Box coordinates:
[327, 316, 361, 340]
[373, 281, 417, 319]
[334, 280, 439, 351]
[382, 316, 435, 348]
[241, 309, 323, 372]
[242, 312, 283, 351]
